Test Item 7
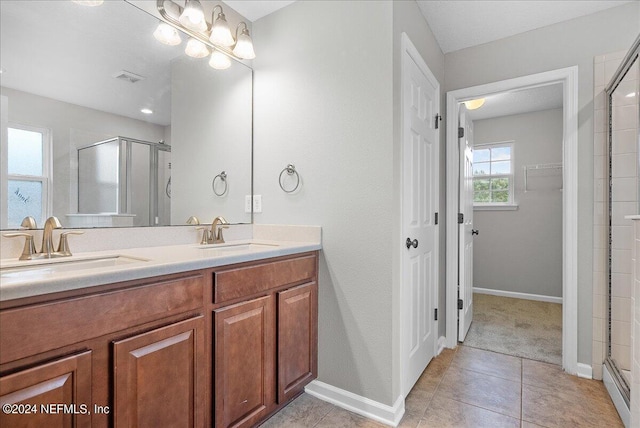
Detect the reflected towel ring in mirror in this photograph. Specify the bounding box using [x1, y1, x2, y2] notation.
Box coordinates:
[212, 171, 228, 196]
[279, 164, 300, 193]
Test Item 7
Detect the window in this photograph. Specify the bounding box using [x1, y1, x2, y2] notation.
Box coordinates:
[473, 142, 514, 205]
[4, 124, 52, 228]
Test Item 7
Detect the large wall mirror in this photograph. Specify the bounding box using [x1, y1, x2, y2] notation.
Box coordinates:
[0, 0, 252, 230]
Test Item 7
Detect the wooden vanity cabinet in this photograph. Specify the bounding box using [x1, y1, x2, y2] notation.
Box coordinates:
[0, 250, 319, 428]
[212, 252, 319, 428]
[113, 316, 205, 428]
[277, 282, 318, 403]
[0, 350, 92, 428]
[0, 272, 207, 428]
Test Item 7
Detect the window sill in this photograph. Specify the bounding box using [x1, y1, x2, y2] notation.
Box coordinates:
[473, 204, 519, 211]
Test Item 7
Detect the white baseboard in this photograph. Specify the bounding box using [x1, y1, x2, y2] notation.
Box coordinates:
[305, 380, 404, 427]
[576, 363, 593, 379]
[437, 336, 447, 354]
[473, 287, 562, 304]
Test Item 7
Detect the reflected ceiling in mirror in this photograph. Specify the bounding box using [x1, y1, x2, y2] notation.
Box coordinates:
[0, 0, 253, 230]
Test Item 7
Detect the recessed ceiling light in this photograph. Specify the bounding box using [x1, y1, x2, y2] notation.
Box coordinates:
[141, 108, 153, 115]
[626, 92, 636, 98]
[0, 68, 5, 74]
[464, 98, 486, 110]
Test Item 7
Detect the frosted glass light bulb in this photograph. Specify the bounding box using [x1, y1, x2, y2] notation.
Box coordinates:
[179, 0, 207, 32]
[185, 38, 209, 58]
[232, 27, 255, 60]
[209, 51, 231, 70]
[153, 22, 181, 46]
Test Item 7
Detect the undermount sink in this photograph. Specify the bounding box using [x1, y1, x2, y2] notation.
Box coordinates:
[0, 255, 148, 279]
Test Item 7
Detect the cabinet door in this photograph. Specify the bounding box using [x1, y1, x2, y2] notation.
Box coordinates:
[214, 295, 275, 428]
[277, 282, 318, 403]
[0, 350, 92, 428]
[113, 316, 204, 428]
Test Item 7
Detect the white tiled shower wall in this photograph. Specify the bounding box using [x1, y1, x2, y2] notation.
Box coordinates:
[593, 51, 639, 380]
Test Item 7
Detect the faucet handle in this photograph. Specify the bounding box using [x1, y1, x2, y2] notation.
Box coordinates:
[195, 227, 210, 245]
[3, 232, 37, 260]
[20, 216, 37, 229]
[57, 231, 84, 256]
[186, 216, 200, 225]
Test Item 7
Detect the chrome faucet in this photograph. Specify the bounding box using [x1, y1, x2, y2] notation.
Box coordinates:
[41, 216, 62, 257]
[210, 216, 229, 244]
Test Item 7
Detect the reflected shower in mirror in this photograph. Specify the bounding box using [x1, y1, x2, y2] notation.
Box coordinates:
[0, 0, 252, 229]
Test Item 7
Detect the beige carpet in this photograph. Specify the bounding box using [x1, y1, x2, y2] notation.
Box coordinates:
[462, 293, 562, 365]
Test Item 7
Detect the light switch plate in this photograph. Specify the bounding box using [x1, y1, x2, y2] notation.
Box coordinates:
[253, 195, 262, 213]
[245, 195, 252, 213]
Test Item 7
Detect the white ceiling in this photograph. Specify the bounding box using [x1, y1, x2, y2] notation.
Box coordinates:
[0, 0, 181, 126]
[465, 83, 563, 121]
[222, 0, 295, 22]
[417, 1, 634, 53]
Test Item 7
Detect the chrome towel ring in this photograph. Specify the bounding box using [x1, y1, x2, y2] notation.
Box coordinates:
[212, 171, 228, 196]
[279, 164, 300, 193]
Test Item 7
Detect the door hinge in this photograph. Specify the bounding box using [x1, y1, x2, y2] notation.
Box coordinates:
[435, 114, 441, 129]
[458, 127, 464, 138]
[458, 299, 463, 310]
[434, 308, 438, 321]
[458, 213, 464, 224]
[435, 212, 438, 225]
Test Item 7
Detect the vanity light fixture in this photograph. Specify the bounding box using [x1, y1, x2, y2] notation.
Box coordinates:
[185, 37, 209, 58]
[153, 22, 182, 46]
[209, 50, 232, 70]
[72, 0, 104, 6]
[179, 0, 207, 32]
[155, 1, 256, 66]
[209, 5, 235, 47]
[232, 22, 256, 60]
[464, 98, 486, 110]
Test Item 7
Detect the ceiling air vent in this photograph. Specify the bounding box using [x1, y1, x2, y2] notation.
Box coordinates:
[112, 70, 145, 83]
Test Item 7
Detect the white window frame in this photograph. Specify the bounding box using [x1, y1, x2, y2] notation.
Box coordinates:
[472, 141, 515, 207]
[5, 123, 53, 227]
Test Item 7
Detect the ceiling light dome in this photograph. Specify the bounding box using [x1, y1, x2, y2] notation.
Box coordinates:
[464, 98, 485, 110]
[179, 0, 207, 32]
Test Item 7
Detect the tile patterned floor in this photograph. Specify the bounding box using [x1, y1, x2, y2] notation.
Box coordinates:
[260, 345, 624, 427]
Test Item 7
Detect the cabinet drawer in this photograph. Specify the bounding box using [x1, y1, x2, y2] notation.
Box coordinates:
[214, 255, 316, 304]
[0, 274, 204, 365]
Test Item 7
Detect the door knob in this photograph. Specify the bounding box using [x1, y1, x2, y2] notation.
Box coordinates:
[406, 238, 418, 249]
[472, 229, 479, 236]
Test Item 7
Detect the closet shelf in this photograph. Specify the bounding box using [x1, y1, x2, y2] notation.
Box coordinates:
[523, 163, 563, 192]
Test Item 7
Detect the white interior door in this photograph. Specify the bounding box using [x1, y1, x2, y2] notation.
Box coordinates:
[458, 106, 474, 341]
[401, 34, 439, 396]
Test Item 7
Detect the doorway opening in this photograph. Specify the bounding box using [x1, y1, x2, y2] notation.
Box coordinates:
[445, 67, 580, 375]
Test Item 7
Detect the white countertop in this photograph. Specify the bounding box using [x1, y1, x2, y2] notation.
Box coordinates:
[0, 239, 321, 302]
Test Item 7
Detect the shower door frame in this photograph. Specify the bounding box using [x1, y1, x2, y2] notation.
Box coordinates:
[77, 136, 171, 226]
[604, 33, 640, 409]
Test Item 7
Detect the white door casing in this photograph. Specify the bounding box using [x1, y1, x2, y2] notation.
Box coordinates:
[458, 107, 474, 341]
[1, 96, 8, 229]
[401, 33, 439, 396]
[445, 67, 579, 375]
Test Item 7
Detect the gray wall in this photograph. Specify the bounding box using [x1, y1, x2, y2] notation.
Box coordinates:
[473, 109, 563, 297]
[253, 0, 442, 406]
[444, 0, 639, 368]
[170, 57, 252, 225]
